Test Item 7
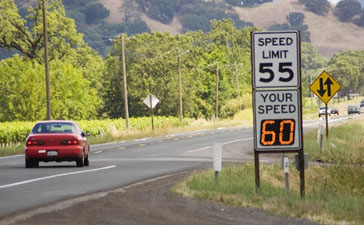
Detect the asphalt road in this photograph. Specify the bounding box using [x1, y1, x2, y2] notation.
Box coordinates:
[0, 116, 355, 218]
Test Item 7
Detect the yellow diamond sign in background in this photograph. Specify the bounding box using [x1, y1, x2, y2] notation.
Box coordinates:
[309, 71, 341, 103]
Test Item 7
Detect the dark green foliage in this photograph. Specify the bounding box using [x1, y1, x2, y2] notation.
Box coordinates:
[178, 1, 253, 33]
[180, 14, 211, 32]
[299, 0, 330, 16]
[353, 9, 364, 27]
[62, 0, 149, 57]
[268, 12, 311, 43]
[335, 0, 362, 22]
[133, 0, 253, 32]
[101, 21, 257, 119]
[328, 51, 364, 95]
[225, 0, 243, 6]
[301, 42, 328, 97]
[287, 12, 305, 26]
[84, 3, 110, 25]
[63, 0, 91, 7]
[136, 0, 178, 24]
[0, 0, 104, 121]
[226, 0, 273, 7]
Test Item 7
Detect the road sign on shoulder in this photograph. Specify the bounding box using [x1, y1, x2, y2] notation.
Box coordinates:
[252, 31, 300, 89]
[253, 89, 302, 151]
[143, 93, 159, 109]
[309, 71, 341, 103]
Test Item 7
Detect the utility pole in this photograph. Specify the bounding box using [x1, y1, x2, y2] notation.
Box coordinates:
[177, 47, 183, 121]
[42, 0, 51, 120]
[234, 62, 242, 111]
[215, 62, 219, 119]
[121, 34, 129, 129]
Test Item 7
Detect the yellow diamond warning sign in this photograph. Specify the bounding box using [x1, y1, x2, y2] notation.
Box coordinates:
[309, 71, 341, 103]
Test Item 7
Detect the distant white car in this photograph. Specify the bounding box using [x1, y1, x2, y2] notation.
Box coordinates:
[318, 106, 339, 117]
[348, 105, 360, 115]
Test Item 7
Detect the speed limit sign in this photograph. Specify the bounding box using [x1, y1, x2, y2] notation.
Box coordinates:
[252, 31, 300, 89]
[251, 31, 304, 197]
[251, 30, 302, 151]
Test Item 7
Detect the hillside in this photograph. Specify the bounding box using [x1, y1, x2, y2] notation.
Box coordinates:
[233, 0, 364, 57]
[100, 0, 364, 58]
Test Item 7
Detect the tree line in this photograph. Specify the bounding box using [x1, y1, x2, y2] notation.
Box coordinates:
[299, 0, 364, 27]
[0, 0, 363, 122]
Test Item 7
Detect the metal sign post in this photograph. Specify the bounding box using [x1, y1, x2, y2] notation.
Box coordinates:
[143, 93, 159, 131]
[251, 30, 304, 198]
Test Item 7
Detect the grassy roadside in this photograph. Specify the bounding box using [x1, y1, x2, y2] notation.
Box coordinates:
[0, 109, 253, 157]
[0, 96, 361, 157]
[173, 117, 364, 225]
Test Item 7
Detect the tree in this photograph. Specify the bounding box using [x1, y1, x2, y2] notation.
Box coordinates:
[135, 0, 177, 24]
[102, 19, 255, 119]
[353, 9, 364, 27]
[179, 1, 253, 33]
[335, 0, 362, 22]
[268, 12, 311, 42]
[119, 0, 139, 23]
[180, 14, 211, 32]
[327, 50, 364, 95]
[0, 55, 102, 121]
[0, 0, 83, 64]
[299, 0, 330, 16]
[84, 3, 109, 25]
[301, 43, 328, 97]
[0, 0, 105, 121]
[287, 12, 305, 26]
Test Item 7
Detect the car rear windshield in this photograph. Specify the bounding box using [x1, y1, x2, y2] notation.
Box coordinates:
[32, 122, 75, 134]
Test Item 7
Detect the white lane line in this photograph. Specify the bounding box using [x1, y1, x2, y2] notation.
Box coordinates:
[186, 147, 210, 153]
[133, 137, 151, 142]
[186, 137, 253, 153]
[303, 122, 321, 127]
[222, 137, 253, 145]
[0, 165, 116, 189]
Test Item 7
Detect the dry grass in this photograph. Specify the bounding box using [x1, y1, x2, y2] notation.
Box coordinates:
[233, 0, 364, 57]
[100, 0, 125, 24]
[100, 0, 182, 34]
[101, 0, 364, 58]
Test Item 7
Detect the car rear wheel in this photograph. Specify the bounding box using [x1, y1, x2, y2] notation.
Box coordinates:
[84, 155, 89, 166]
[25, 159, 39, 168]
[76, 154, 84, 167]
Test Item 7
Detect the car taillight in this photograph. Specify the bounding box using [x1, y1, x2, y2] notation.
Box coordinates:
[26, 140, 44, 146]
[61, 139, 79, 145]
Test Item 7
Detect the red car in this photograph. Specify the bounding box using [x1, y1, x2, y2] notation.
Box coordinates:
[25, 120, 90, 168]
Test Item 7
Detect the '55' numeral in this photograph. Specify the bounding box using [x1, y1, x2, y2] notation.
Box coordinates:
[259, 62, 293, 83]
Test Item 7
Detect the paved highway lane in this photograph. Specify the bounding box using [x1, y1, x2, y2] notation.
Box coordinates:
[0, 116, 354, 218]
[0, 127, 254, 217]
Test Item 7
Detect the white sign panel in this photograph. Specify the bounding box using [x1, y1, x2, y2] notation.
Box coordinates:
[143, 93, 159, 109]
[283, 156, 289, 173]
[253, 89, 301, 151]
[212, 143, 222, 172]
[252, 31, 300, 89]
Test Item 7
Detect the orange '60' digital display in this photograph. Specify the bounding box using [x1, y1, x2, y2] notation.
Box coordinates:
[260, 119, 295, 146]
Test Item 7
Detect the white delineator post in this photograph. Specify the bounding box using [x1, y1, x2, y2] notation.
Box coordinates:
[212, 143, 222, 184]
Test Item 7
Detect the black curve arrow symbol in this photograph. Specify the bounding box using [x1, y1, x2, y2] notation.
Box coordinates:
[317, 78, 326, 97]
